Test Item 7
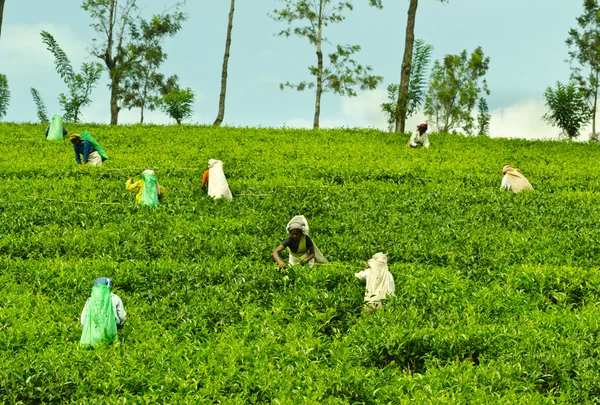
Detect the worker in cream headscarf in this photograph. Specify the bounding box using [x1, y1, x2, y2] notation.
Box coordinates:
[500, 165, 534, 194]
[354, 252, 395, 311]
[201, 159, 233, 200]
[272, 215, 326, 269]
[125, 169, 163, 207]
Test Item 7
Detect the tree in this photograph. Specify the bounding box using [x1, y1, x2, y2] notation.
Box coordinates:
[543, 81, 591, 140]
[271, 0, 383, 129]
[567, 0, 600, 141]
[381, 39, 432, 132]
[41, 31, 103, 123]
[0, 0, 5, 40]
[160, 87, 194, 125]
[476, 97, 490, 136]
[0, 73, 9, 120]
[30, 88, 49, 123]
[213, 0, 235, 127]
[394, 0, 449, 133]
[82, 0, 138, 125]
[121, 9, 187, 123]
[424, 46, 490, 134]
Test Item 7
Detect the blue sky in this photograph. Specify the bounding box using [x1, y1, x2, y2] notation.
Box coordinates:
[0, 0, 586, 139]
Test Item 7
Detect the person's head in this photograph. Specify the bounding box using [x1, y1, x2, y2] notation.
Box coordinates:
[70, 134, 81, 145]
[93, 277, 113, 289]
[502, 165, 511, 174]
[208, 159, 218, 169]
[418, 123, 428, 135]
[288, 227, 303, 241]
[142, 169, 155, 176]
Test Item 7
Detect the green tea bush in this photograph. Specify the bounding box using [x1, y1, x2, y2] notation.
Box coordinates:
[3, 123, 600, 403]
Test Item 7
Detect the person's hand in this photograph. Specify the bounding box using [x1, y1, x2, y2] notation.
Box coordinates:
[301, 259, 307, 265]
[129, 177, 133, 182]
[278, 262, 287, 269]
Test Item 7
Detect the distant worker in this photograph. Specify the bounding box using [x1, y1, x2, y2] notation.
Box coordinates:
[408, 123, 430, 148]
[273, 215, 326, 269]
[354, 252, 395, 311]
[500, 165, 534, 194]
[126, 169, 163, 208]
[201, 159, 233, 200]
[70, 133, 105, 166]
[45, 114, 68, 140]
[80, 277, 126, 347]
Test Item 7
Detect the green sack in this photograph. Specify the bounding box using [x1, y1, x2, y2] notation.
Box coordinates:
[80, 130, 109, 161]
[47, 115, 64, 141]
[80, 285, 118, 347]
[140, 173, 159, 208]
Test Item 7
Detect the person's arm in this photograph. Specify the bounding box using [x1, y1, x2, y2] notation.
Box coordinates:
[82, 141, 90, 164]
[409, 131, 418, 147]
[302, 246, 315, 265]
[74, 145, 82, 165]
[125, 178, 142, 193]
[273, 244, 287, 269]
[354, 268, 370, 279]
[45, 125, 50, 137]
[62, 126, 68, 136]
[201, 170, 209, 189]
[112, 294, 127, 328]
[422, 133, 430, 148]
[500, 175, 511, 191]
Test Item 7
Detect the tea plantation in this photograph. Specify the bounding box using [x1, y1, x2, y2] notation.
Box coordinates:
[2, 123, 600, 404]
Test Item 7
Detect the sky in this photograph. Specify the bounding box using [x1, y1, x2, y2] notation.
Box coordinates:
[0, 0, 590, 140]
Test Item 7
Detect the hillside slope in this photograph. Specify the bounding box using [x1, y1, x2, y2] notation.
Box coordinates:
[2, 124, 600, 403]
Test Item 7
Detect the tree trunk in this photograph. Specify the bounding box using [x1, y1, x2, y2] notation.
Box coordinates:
[110, 74, 119, 125]
[213, 0, 235, 127]
[313, 1, 324, 130]
[0, 0, 5, 40]
[395, 0, 418, 133]
[140, 105, 144, 124]
[593, 70, 598, 141]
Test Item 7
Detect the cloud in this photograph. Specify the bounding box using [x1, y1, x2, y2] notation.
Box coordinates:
[488, 98, 561, 141]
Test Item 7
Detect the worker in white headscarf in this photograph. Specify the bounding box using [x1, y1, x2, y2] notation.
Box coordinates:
[354, 252, 395, 311]
[272, 215, 326, 269]
[201, 159, 233, 200]
[500, 165, 534, 194]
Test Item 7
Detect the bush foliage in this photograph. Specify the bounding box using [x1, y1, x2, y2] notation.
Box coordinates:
[2, 124, 600, 403]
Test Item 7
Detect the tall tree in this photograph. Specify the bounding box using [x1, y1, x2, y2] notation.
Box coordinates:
[394, 0, 448, 133]
[567, 0, 600, 141]
[381, 39, 432, 132]
[82, 0, 139, 125]
[271, 0, 383, 129]
[543, 81, 591, 140]
[41, 31, 103, 123]
[121, 9, 187, 123]
[424, 47, 490, 134]
[476, 97, 490, 136]
[213, 0, 235, 127]
[0, 0, 5, 40]
[30, 88, 49, 123]
[0, 73, 9, 120]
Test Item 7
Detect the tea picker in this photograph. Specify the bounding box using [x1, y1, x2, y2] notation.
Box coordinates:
[201, 159, 233, 200]
[80, 277, 126, 347]
[273, 215, 327, 269]
[408, 123, 430, 148]
[354, 252, 395, 312]
[126, 169, 163, 208]
[500, 165, 534, 193]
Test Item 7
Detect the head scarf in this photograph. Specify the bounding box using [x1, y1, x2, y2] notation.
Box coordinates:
[208, 159, 218, 169]
[501, 165, 534, 194]
[286, 215, 309, 235]
[142, 169, 155, 176]
[418, 123, 428, 130]
[70, 134, 81, 144]
[364, 253, 394, 304]
[93, 277, 113, 289]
